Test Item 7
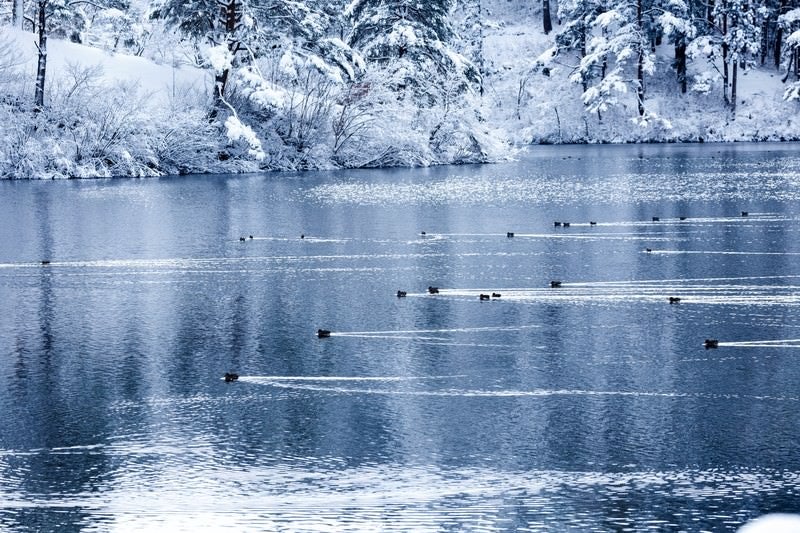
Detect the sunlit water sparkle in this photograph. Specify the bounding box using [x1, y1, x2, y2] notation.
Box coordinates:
[2, 143, 800, 531]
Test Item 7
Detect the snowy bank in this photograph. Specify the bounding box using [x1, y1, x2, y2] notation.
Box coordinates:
[483, 19, 800, 144]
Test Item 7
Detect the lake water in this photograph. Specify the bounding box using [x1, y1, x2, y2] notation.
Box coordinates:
[2, 143, 800, 531]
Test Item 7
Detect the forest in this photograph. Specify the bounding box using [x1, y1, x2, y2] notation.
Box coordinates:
[1, 0, 799, 178]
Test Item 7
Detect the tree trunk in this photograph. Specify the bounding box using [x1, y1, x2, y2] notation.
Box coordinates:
[637, 52, 645, 116]
[731, 13, 738, 114]
[13, 0, 24, 29]
[211, 0, 239, 113]
[543, 0, 553, 34]
[721, 13, 729, 105]
[34, 0, 47, 109]
[469, 0, 484, 95]
[580, 27, 588, 92]
[775, 0, 788, 68]
[675, 41, 687, 93]
[600, 29, 607, 80]
[636, 0, 645, 116]
[731, 60, 737, 115]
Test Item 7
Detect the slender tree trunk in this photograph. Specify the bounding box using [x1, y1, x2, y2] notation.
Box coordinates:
[775, 27, 784, 69]
[731, 13, 738, 114]
[731, 60, 737, 115]
[600, 29, 607, 80]
[468, 0, 484, 95]
[721, 12, 729, 105]
[637, 52, 645, 116]
[675, 40, 687, 93]
[775, 0, 788, 68]
[13, 0, 25, 29]
[636, 0, 645, 116]
[212, 0, 239, 113]
[543, 0, 553, 34]
[34, 0, 48, 109]
[579, 26, 588, 92]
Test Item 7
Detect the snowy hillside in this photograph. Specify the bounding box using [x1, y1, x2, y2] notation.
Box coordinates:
[480, 10, 800, 143]
[6, 28, 208, 105]
[2, 0, 800, 179]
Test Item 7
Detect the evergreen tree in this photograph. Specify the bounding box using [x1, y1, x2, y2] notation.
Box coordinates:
[659, 0, 697, 93]
[577, 0, 658, 117]
[544, 0, 609, 92]
[152, 0, 361, 109]
[345, 0, 479, 102]
[778, 6, 800, 97]
[691, 0, 761, 109]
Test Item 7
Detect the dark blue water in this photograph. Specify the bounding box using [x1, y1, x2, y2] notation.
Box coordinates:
[2, 143, 800, 531]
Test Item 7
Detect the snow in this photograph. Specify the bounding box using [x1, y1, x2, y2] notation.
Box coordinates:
[224, 116, 265, 161]
[738, 514, 800, 532]
[7, 28, 207, 104]
[204, 44, 233, 76]
[482, 15, 800, 144]
[3, 0, 800, 179]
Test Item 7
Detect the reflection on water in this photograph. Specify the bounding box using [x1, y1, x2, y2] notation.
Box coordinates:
[2, 143, 800, 531]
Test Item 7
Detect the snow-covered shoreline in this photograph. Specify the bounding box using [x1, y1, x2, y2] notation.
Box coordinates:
[2, 2, 800, 180]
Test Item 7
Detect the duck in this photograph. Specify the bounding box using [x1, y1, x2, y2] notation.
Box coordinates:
[428, 286, 440, 294]
[479, 293, 490, 300]
[652, 216, 660, 222]
[224, 372, 239, 383]
[507, 232, 514, 238]
[550, 280, 562, 288]
[492, 292, 501, 298]
[397, 290, 407, 298]
[704, 338, 719, 349]
[317, 329, 331, 338]
[668, 297, 681, 304]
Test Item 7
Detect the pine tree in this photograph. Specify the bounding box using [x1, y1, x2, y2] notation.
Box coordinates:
[576, 0, 658, 117]
[659, 0, 697, 93]
[152, 0, 361, 110]
[778, 6, 800, 98]
[345, 0, 479, 102]
[694, 0, 761, 109]
[546, 0, 609, 92]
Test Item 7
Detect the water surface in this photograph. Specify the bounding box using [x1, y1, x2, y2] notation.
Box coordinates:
[2, 143, 800, 531]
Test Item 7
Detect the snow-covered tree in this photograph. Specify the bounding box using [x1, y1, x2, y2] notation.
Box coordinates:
[576, 0, 658, 117]
[542, 0, 609, 91]
[659, 0, 697, 92]
[345, 0, 479, 102]
[778, 7, 800, 98]
[689, 0, 761, 110]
